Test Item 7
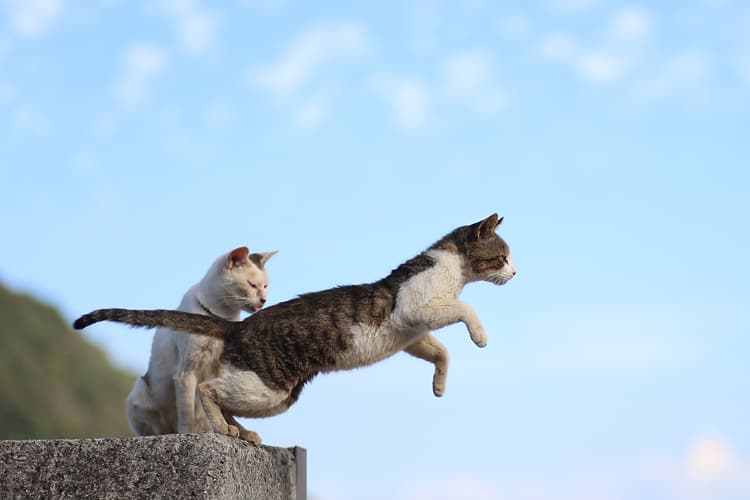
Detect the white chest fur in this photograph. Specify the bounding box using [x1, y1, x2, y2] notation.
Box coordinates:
[336, 250, 466, 369]
[393, 249, 465, 324]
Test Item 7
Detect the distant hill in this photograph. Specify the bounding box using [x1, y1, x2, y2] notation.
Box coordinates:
[0, 282, 136, 439]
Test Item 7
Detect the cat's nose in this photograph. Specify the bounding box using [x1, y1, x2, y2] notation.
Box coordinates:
[260, 297, 267, 304]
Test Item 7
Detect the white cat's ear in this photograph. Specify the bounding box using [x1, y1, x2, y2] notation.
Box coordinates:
[227, 247, 250, 268]
[476, 213, 500, 239]
[249, 250, 278, 270]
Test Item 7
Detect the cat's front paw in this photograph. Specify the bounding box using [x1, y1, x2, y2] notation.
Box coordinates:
[238, 429, 262, 445]
[433, 382, 445, 397]
[224, 424, 240, 438]
[470, 327, 487, 348]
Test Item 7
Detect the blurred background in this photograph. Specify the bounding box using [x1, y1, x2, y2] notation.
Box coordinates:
[1, 1, 748, 499]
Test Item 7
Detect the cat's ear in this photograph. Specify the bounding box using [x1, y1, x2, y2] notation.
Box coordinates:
[475, 213, 501, 239]
[249, 251, 278, 270]
[227, 247, 250, 268]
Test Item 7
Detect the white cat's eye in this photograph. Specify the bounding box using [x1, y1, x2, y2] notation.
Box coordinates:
[247, 281, 257, 289]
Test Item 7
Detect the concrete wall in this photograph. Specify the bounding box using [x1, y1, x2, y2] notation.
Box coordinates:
[0, 434, 305, 500]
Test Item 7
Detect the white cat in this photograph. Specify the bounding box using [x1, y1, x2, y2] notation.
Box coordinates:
[125, 246, 277, 435]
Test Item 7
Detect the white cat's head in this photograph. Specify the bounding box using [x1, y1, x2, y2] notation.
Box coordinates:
[219, 247, 278, 314]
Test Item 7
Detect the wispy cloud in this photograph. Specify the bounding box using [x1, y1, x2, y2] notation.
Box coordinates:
[577, 51, 632, 84]
[546, 0, 600, 14]
[441, 49, 506, 115]
[636, 51, 709, 101]
[153, 0, 219, 55]
[539, 32, 577, 62]
[291, 93, 329, 131]
[9, 105, 53, 136]
[371, 73, 431, 131]
[2, 0, 64, 39]
[239, 0, 286, 11]
[497, 12, 533, 39]
[248, 21, 369, 97]
[0, 79, 15, 104]
[607, 6, 652, 44]
[537, 7, 652, 86]
[247, 20, 369, 130]
[115, 43, 168, 109]
[646, 433, 750, 499]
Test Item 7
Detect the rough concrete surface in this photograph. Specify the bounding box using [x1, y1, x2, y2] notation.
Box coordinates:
[0, 433, 305, 499]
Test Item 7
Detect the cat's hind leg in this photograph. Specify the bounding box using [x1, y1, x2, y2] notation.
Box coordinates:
[126, 376, 166, 435]
[404, 333, 450, 397]
[201, 364, 291, 443]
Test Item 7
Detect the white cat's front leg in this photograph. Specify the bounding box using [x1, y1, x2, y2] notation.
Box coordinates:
[418, 299, 487, 347]
[173, 370, 198, 433]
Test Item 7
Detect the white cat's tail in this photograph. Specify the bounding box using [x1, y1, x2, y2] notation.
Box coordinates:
[73, 308, 230, 339]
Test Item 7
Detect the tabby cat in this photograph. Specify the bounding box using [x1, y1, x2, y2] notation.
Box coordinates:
[75, 214, 516, 445]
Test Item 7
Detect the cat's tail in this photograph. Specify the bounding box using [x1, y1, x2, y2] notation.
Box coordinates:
[73, 308, 230, 339]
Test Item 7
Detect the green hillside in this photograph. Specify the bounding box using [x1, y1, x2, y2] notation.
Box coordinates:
[0, 282, 136, 439]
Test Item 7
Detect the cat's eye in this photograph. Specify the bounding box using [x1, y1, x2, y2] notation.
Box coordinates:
[247, 281, 258, 289]
[502, 255, 509, 264]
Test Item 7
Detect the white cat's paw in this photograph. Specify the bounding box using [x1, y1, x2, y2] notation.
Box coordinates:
[224, 424, 240, 438]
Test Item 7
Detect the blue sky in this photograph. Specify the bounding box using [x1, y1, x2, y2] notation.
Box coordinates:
[1, 0, 749, 499]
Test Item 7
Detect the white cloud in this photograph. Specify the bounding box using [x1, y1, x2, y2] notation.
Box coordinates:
[115, 43, 168, 108]
[2, 0, 64, 39]
[0, 79, 15, 104]
[539, 33, 577, 62]
[248, 21, 369, 97]
[70, 149, 98, 175]
[577, 51, 631, 84]
[441, 49, 506, 115]
[546, 0, 600, 13]
[9, 106, 53, 136]
[204, 100, 233, 128]
[646, 433, 750, 499]
[636, 51, 708, 100]
[497, 12, 532, 38]
[538, 35, 632, 85]
[239, 0, 285, 10]
[291, 93, 329, 131]
[608, 6, 652, 44]
[154, 0, 218, 55]
[537, 7, 651, 86]
[0, 38, 11, 58]
[372, 73, 431, 131]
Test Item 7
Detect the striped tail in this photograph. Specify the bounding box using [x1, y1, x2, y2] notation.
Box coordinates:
[73, 308, 230, 339]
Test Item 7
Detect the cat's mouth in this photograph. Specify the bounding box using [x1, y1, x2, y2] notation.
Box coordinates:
[489, 273, 512, 285]
[242, 303, 264, 314]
